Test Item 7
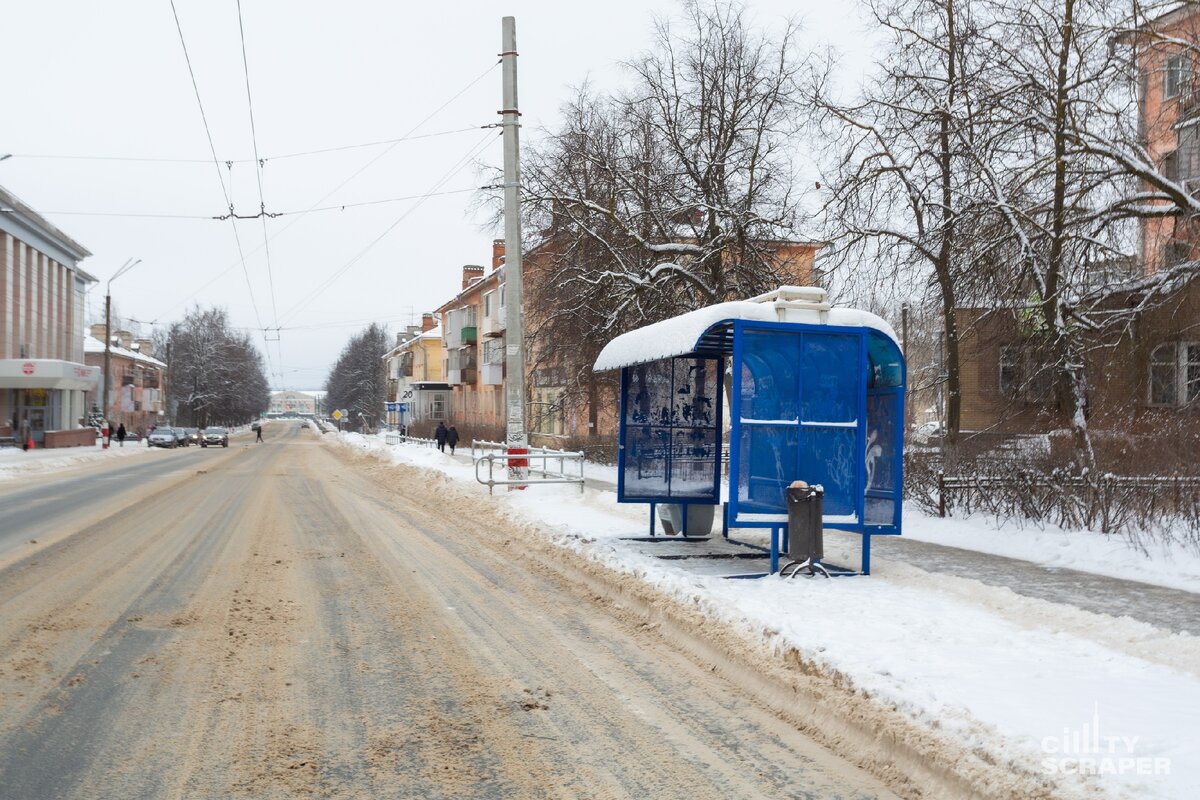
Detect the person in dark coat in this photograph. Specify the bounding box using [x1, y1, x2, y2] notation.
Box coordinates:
[447, 425, 460, 455]
[434, 421, 448, 452]
[117, 423, 127, 447]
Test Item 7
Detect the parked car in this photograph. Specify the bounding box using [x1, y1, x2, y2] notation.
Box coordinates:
[201, 427, 229, 447]
[172, 427, 190, 447]
[147, 427, 178, 448]
[185, 427, 201, 445]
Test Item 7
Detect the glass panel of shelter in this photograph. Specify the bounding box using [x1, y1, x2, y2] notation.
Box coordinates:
[622, 356, 721, 500]
[736, 327, 863, 520]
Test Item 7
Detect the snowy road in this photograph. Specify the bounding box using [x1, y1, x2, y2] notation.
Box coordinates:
[0, 424, 898, 799]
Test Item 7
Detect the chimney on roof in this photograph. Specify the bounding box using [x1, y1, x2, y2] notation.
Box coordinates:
[421, 312, 436, 332]
[462, 264, 485, 289]
[134, 338, 153, 357]
[90, 323, 107, 340]
[114, 330, 133, 350]
[492, 239, 505, 271]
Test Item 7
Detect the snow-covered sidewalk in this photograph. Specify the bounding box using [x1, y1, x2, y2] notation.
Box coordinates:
[335, 432, 1198, 800]
[0, 440, 159, 483]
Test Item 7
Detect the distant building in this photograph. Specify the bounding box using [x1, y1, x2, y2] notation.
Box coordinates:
[268, 390, 317, 417]
[0, 184, 99, 448]
[433, 248, 507, 437]
[1121, 3, 1200, 272]
[382, 312, 449, 432]
[84, 326, 166, 434]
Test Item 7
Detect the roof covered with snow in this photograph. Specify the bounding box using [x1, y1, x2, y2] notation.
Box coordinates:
[594, 287, 899, 371]
[83, 335, 167, 368]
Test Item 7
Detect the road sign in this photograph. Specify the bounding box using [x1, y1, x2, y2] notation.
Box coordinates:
[332, 409, 343, 420]
[399, 388, 414, 401]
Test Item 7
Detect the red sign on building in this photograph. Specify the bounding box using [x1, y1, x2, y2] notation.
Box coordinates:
[22, 362, 35, 376]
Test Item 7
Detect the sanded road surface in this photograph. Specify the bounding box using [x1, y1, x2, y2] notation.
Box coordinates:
[0, 424, 897, 799]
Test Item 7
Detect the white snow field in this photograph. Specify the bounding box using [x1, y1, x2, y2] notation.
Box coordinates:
[338, 431, 1199, 800]
[0, 439, 161, 483]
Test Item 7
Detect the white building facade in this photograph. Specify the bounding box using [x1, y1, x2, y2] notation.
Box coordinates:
[0, 185, 98, 446]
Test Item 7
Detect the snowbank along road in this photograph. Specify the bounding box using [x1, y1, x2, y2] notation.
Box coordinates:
[0, 423, 904, 799]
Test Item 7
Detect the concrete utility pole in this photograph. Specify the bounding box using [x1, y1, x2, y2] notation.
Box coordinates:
[102, 258, 141, 439]
[501, 16, 528, 479]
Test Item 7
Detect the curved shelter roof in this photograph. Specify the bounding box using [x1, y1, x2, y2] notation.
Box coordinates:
[594, 287, 899, 372]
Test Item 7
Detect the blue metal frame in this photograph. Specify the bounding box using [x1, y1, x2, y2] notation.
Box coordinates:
[726, 320, 905, 575]
[613, 317, 905, 576]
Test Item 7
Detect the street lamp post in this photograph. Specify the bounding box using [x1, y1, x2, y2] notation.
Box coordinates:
[102, 258, 142, 446]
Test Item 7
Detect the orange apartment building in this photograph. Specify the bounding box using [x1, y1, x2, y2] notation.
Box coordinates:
[426, 234, 826, 448]
[1129, 3, 1200, 271]
[84, 325, 166, 435]
[432, 242, 508, 439]
[953, 5, 1200, 456]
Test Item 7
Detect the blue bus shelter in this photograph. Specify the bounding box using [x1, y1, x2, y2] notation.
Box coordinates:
[594, 287, 906, 575]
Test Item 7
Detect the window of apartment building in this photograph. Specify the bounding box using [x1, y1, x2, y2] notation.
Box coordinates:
[1166, 53, 1192, 99]
[483, 338, 505, 365]
[1149, 342, 1200, 407]
[1177, 125, 1200, 183]
[483, 291, 493, 318]
[1163, 149, 1179, 182]
[429, 394, 447, 420]
[999, 345, 1054, 403]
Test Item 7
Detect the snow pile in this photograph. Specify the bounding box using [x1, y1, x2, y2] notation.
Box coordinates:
[332, 431, 1198, 800]
[0, 440, 160, 482]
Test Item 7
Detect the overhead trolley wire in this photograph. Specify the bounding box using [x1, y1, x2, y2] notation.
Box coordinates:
[169, 0, 273, 378]
[156, 58, 500, 321]
[8, 126, 482, 165]
[30, 185, 479, 220]
[235, 0, 282, 380]
[273, 128, 501, 329]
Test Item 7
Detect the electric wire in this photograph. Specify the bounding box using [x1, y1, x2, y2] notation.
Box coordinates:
[156, 59, 500, 321]
[273, 128, 500, 329]
[168, 0, 271, 385]
[26, 185, 480, 220]
[8, 125, 482, 165]
[235, 0, 282, 382]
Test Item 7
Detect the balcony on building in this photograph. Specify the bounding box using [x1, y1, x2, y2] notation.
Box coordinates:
[459, 305, 479, 345]
[481, 338, 505, 385]
[447, 348, 478, 385]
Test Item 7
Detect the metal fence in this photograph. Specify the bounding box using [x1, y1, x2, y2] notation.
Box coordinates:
[384, 433, 438, 448]
[470, 438, 586, 494]
[926, 466, 1200, 536]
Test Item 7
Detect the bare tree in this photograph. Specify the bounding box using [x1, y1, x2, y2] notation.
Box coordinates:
[523, 0, 812, 332]
[324, 323, 389, 432]
[162, 306, 270, 427]
[813, 0, 1003, 446]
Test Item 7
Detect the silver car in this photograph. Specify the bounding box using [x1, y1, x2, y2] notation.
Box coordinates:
[147, 427, 177, 448]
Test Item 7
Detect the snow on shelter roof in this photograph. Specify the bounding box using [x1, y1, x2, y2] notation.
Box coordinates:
[593, 286, 899, 371]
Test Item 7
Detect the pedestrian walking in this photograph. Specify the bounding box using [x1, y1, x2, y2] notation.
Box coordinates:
[117, 423, 127, 447]
[255, 422, 264, 443]
[434, 421, 448, 452]
[447, 425, 459, 456]
[19, 415, 32, 452]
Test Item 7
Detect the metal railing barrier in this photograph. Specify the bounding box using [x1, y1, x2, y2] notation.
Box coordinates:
[471, 439, 585, 494]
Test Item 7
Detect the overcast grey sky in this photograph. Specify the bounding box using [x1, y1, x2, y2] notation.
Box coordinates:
[1, 0, 878, 390]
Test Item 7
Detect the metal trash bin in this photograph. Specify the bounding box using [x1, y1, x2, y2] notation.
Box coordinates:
[782, 481, 827, 577]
